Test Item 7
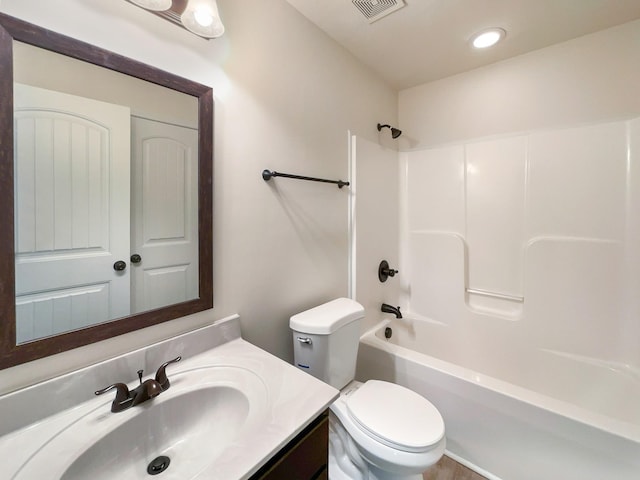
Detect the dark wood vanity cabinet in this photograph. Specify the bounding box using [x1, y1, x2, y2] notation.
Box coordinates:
[250, 410, 329, 480]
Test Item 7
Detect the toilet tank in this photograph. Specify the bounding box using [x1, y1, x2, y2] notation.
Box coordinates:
[289, 298, 364, 390]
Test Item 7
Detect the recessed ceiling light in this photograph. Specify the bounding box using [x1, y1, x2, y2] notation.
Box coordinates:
[471, 28, 506, 49]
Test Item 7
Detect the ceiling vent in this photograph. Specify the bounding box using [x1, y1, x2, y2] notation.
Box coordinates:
[352, 0, 406, 24]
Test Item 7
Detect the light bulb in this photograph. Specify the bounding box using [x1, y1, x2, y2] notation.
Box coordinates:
[129, 0, 172, 12]
[194, 7, 214, 27]
[181, 0, 225, 38]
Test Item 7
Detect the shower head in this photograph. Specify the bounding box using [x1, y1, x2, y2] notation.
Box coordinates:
[377, 123, 402, 139]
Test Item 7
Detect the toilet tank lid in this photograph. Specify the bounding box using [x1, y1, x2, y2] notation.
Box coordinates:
[290, 298, 364, 334]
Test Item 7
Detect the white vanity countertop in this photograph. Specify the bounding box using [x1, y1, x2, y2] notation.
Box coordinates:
[0, 315, 339, 480]
[189, 337, 339, 479]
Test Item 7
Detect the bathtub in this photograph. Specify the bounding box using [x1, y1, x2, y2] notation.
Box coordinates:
[356, 317, 640, 480]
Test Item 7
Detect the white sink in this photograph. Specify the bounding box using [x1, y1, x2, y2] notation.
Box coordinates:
[0, 318, 338, 480]
[13, 366, 268, 480]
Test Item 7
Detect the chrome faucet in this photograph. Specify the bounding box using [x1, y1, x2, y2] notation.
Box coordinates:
[381, 303, 402, 319]
[95, 356, 181, 412]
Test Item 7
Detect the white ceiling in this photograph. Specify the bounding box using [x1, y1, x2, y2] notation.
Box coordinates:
[286, 0, 640, 90]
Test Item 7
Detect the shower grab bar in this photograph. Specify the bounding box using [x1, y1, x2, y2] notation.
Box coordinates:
[262, 169, 349, 189]
[465, 288, 524, 303]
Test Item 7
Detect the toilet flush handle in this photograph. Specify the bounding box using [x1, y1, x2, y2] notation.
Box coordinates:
[297, 336, 313, 345]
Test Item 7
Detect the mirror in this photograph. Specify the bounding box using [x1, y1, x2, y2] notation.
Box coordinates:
[0, 13, 213, 368]
[14, 42, 201, 343]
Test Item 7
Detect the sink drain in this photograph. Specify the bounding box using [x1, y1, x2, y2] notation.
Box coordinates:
[147, 456, 171, 475]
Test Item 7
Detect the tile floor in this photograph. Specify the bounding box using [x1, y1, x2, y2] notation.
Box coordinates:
[423, 455, 488, 480]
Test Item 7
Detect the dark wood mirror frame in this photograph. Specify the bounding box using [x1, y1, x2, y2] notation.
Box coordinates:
[0, 13, 213, 369]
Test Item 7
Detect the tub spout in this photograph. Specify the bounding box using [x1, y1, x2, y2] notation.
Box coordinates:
[381, 303, 402, 319]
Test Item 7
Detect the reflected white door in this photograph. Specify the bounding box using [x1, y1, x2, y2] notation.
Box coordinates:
[131, 117, 198, 313]
[14, 84, 131, 343]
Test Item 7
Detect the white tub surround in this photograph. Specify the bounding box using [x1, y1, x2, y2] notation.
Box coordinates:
[357, 319, 640, 480]
[382, 117, 640, 479]
[0, 315, 338, 480]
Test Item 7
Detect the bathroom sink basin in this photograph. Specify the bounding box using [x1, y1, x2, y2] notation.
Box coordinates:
[13, 366, 268, 480]
[0, 321, 339, 480]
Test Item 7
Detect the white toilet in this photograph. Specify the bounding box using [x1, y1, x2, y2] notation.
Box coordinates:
[290, 298, 445, 480]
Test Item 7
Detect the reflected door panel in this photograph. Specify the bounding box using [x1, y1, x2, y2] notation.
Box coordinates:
[131, 117, 198, 313]
[14, 84, 131, 343]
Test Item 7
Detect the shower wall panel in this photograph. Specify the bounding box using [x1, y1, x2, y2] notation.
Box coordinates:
[526, 123, 627, 240]
[407, 232, 465, 326]
[352, 136, 400, 333]
[402, 118, 640, 366]
[465, 136, 526, 299]
[405, 146, 465, 234]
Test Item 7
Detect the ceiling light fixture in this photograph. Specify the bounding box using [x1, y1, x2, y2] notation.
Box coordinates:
[471, 28, 506, 49]
[127, 0, 225, 39]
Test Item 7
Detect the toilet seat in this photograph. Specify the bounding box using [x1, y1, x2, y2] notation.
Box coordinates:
[345, 380, 445, 453]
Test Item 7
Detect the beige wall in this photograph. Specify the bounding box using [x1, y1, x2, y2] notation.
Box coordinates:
[399, 19, 640, 148]
[0, 0, 397, 394]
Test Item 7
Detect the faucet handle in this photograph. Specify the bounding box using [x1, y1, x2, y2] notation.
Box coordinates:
[378, 260, 399, 282]
[95, 383, 133, 413]
[155, 356, 182, 390]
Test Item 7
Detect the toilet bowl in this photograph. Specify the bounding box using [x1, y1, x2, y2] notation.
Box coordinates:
[329, 380, 445, 480]
[290, 298, 446, 479]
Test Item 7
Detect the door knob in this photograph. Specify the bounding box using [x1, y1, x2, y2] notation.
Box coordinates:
[131, 254, 142, 264]
[113, 260, 127, 271]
